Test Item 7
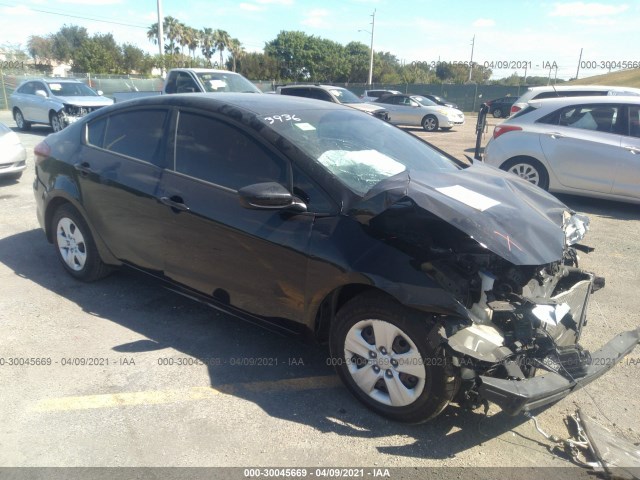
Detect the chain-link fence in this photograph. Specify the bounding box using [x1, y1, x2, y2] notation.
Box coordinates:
[1, 70, 527, 112]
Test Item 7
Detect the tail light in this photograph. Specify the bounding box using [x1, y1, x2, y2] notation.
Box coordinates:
[510, 105, 521, 114]
[493, 125, 522, 139]
[34, 140, 51, 165]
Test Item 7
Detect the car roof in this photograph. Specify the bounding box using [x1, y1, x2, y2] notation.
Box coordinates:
[19, 78, 83, 84]
[526, 84, 640, 93]
[281, 84, 345, 91]
[529, 95, 640, 108]
[106, 92, 350, 116]
[171, 68, 240, 74]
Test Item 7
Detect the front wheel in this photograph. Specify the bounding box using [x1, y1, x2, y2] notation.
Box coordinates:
[330, 294, 458, 423]
[500, 156, 550, 190]
[52, 204, 111, 281]
[14, 109, 31, 131]
[421, 115, 439, 132]
[50, 111, 64, 133]
[492, 108, 503, 118]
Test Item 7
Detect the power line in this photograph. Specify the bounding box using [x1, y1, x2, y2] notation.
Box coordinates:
[0, 1, 150, 29]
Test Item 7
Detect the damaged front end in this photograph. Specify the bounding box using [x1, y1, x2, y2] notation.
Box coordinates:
[357, 166, 640, 416]
[59, 104, 105, 127]
[425, 212, 636, 415]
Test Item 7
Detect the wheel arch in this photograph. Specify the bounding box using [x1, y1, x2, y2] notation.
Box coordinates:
[500, 155, 551, 190]
[44, 193, 120, 266]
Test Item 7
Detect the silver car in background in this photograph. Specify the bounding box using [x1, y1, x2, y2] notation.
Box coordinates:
[10, 78, 113, 133]
[484, 96, 640, 204]
[373, 93, 465, 131]
[0, 122, 27, 181]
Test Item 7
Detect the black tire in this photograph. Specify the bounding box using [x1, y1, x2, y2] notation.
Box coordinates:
[440, 127, 452, 131]
[500, 156, 550, 190]
[51, 204, 111, 281]
[492, 108, 503, 118]
[14, 109, 31, 131]
[421, 115, 439, 132]
[50, 111, 64, 133]
[329, 293, 458, 423]
[2, 171, 23, 181]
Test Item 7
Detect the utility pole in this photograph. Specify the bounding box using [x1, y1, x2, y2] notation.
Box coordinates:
[368, 9, 376, 87]
[575, 48, 583, 79]
[157, 0, 165, 75]
[468, 34, 475, 82]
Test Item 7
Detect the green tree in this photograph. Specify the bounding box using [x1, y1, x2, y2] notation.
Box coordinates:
[73, 33, 121, 73]
[27, 35, 54, 65]
[265, 31, 316, 81]
[200, 28, 216, 66]
[227, 37, 245, 72]
[51, 25, 88, 64]
[236, 52, 280, 80]
[344, 41, 370, 83]
[121, 43, 147, 73]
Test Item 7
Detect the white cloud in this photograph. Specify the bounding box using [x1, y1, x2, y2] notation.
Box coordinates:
[57, 0, 123, 4]
[256, 0, 294, 4]
[1, 5, 34, 15]
[301, 9, 330, 28]
[549, 2, 628, 17]
[473, 18, 495, 27]
[240, 3, 266, 11]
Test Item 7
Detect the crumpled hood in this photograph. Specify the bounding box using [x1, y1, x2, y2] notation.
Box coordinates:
[351, 161, 572, 266]
[54, 95, 113, 107]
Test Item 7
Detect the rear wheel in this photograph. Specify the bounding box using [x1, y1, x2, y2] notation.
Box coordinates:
[501, 156, 550, 190]
[330, 293, 457, 423]
[492, 108, 503, 118]
[50, 111, 64, 133]
[421, 115, 439, 132]
[14, 109, 31, 131]
[52, 204, 111, 281]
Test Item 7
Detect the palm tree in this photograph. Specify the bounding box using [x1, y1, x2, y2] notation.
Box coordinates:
[200, 28, 215, 67]
[147, 23, 159, 45]
[213, 29, 230, 69]
[163, 16, 181, 54]
[187, 28, 200, 65]
[227, 38, 245, 72]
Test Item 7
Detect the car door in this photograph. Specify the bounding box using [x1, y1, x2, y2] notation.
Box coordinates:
[158, 109, 316, 322]
[31, 81, 51, 124]
[376, 96, 407, 124]
[15, 82, 36, 121]
[612, 105, 640, 199]
[537, 103, 624, 193]
[75, 107, 173, 273]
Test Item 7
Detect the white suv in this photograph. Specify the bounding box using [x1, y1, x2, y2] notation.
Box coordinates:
[509, 85, 640, 116]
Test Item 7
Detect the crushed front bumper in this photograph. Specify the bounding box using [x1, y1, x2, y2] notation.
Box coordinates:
[478, 328, 640, 415]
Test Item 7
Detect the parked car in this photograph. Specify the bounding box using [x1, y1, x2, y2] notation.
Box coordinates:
[34, 93, 639, 423]
[483, 96, 517, 118]
[423, 94, 458, 109]
[360, 89, 402, 102]
[509, 85, 640, 116]
[113, 68, 262, 102]
[10, 78, 113, 132]
[278, 85, 390, 121]
[484, 96, 640, 204]
[0, 122, 26, 180]
[373, 93, 465, 131]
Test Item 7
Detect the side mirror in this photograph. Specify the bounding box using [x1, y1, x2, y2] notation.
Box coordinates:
[35, 90, 48, 98]
[238, 182, 306, 212]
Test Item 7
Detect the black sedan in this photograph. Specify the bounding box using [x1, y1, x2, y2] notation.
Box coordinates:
[483, 96, 517, 118]
[33, 94, 639, 423]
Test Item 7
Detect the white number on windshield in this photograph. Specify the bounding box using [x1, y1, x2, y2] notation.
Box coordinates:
[263, 114, 301, 124]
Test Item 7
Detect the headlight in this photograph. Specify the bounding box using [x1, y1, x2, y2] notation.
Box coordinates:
[564, 211, 590, 245]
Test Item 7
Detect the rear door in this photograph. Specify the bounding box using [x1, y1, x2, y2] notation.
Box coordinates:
[158, 108, 316, 322]
[76, 107, 172, 272]
[537, 103, 624, 193]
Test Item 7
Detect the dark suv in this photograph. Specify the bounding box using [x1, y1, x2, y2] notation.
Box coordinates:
[279, 85, 389, 121]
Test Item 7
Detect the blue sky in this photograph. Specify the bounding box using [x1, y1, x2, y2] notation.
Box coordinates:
[0, 0, 638, 80]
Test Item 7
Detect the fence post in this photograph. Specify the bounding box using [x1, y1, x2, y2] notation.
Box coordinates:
[0, 69, 8, 111]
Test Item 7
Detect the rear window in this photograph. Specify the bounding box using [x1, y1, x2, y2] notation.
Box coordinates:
[533, 90, 606, 100]
[510, 105, 538, 120]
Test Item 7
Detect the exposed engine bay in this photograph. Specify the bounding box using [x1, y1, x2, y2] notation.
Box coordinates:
[368, 199, 637, 415]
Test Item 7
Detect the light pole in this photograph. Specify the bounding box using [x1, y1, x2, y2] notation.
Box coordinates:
[157, 0, 165, 75]
[359, 9, 376, 87]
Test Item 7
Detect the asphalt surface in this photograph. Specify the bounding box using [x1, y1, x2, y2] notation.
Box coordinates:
[1, 109, 639, 474]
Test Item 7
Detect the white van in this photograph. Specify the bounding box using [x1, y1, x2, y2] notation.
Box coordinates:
[510, 85, 640, 115]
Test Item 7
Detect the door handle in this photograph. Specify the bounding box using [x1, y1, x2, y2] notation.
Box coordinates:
[73, 162, 94, 176]
[548, 132, 565, 139]
[160, 196, 190, 212]
[623, 145, 640, 155]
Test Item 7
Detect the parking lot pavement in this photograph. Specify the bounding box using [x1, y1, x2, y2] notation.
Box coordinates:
[1, 109, 639, 470]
